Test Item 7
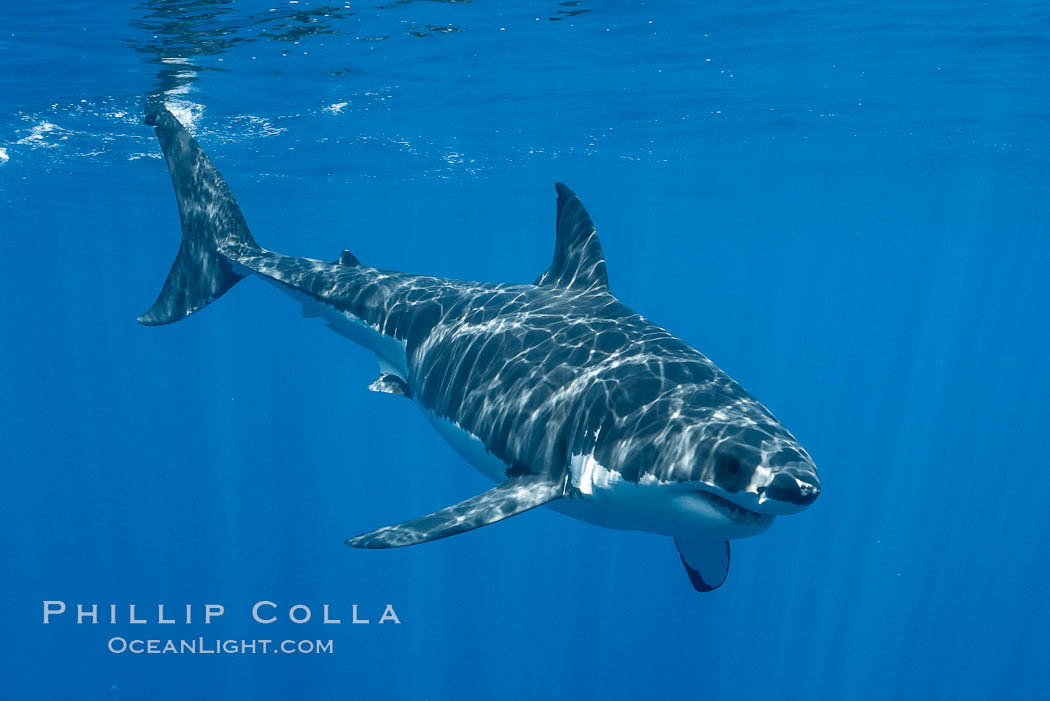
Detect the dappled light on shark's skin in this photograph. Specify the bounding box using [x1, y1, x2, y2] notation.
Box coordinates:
[139, 105, 820, 593]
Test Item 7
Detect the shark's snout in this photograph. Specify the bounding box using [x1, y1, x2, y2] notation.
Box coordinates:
[760, 471, 820, 508]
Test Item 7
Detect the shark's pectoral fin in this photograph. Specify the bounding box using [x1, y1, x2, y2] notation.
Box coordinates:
[346, 475, 564, 549]
[675, 537, 730, 592]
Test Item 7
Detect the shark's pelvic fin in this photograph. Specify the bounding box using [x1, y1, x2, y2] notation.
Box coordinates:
[138, 105, 261, 326]
[675, 537, 731, 592]
[535, 182, 610, 293]
[345, 475, 564, 549]
[369, 373, 411, 397]
[370, 347, 410, 396]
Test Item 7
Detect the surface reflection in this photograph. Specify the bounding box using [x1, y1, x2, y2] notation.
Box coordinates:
[128, 0, 354, 102]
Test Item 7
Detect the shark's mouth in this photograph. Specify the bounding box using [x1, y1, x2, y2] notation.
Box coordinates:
[693, 489, 775, 526]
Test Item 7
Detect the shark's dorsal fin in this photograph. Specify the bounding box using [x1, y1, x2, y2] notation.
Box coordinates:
[345, 475, 564, 549]
[535, 183, 609, 292]
[675, 537, 730, 592]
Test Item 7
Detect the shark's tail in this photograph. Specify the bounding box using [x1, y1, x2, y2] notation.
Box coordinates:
[138, 105, 261, 326]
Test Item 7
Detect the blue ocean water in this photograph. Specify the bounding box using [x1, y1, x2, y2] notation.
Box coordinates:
[2, 1, 1049, 699]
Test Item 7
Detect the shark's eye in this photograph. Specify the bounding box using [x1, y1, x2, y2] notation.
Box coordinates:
[714, 453, 749, 492]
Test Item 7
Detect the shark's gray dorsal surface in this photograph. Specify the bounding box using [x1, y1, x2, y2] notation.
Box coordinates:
[140, 105, 820, 593]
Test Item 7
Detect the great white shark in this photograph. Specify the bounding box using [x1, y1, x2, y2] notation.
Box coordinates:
[139, 106, 820, 592]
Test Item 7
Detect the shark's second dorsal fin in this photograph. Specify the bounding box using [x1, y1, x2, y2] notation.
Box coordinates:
[336, 249, 362, 267]
[535, 183, 609, 293]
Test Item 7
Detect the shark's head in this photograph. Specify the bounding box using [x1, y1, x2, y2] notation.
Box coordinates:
[691, 417, 819, 513]
[574, 377, 820, 540]
[656, 387, 820, 539]
[669, 419, 820, 539]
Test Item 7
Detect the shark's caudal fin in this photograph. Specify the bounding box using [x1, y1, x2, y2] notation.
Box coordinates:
[535, 183, 610, 293]
[345, 475, 564, 549]
[138, 105, 261, 326]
